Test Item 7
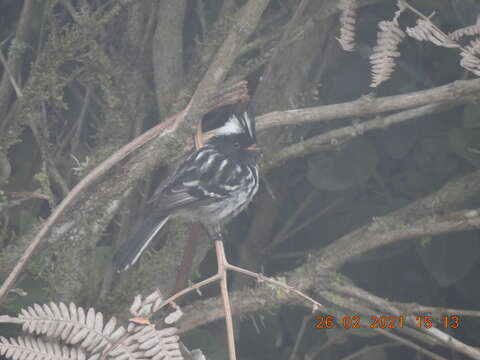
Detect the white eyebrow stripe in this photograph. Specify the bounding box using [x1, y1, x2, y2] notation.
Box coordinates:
[214, 112, 255, 139]
[216, 115, 243, 135]
[243, 112, 254, 139]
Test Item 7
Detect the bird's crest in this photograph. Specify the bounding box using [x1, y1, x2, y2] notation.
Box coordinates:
[215, 112, 256, 141]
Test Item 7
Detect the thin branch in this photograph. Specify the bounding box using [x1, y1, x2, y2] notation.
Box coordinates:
[215, 240, 237, 360]
[331, 280, 480, 360]
[257, 77, 480, 131]
[338, 342, 400, 360]
[319, 204, 480, 270]
[396, 302, 480, 318]
[0, 0, 38, 119]
[375, 329, 447, 360]
[270, 189, 321, 248]
[5, 192, 49, 201]
[264, 100, 460, 170]
[278, 198, 344, 245]
[0, 49, 23, 99]
[288, 315, 311, 360]
[225, 262, 324, 311]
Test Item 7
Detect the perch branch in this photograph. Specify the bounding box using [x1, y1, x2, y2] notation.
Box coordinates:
[215, 240, 237, 360]
[265, 100, 461, 170]
[256, 77, 480, 130]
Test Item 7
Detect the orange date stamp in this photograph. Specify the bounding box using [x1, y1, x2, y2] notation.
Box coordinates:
[314, 315, 460, 329]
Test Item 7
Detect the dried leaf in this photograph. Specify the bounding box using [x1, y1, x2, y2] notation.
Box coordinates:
[406, 19, 457, 48]
[449, 23, 480, 41]
[370, 20, 405, 87]
[460, 38, 480, 76]
[129, 317, 152, 326]
[337, 0, 357, 51]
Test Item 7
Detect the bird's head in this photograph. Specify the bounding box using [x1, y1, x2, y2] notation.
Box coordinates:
[206, 111, 259, 164]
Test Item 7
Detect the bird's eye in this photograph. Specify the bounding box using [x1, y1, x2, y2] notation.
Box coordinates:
[233, 142, 240, 148]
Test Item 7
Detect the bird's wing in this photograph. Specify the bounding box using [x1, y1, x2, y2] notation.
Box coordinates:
[149, 148, 234, 212]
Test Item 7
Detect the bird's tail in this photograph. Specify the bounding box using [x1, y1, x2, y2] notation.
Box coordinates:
[113, 215, 170, 271]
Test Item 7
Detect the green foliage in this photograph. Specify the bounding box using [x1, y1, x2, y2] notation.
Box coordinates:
[71, 155, 91, 177]
[33, 171, 48, 188]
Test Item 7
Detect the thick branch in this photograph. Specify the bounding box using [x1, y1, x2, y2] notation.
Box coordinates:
[153, 0, 186, 118]
[186, 0, 271, 118]
[264, 101, 459, 170]
[318, 170, 480, 269]
[256, 78, 480, 130]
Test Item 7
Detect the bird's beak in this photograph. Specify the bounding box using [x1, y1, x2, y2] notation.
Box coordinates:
[247, 144, 259, 151]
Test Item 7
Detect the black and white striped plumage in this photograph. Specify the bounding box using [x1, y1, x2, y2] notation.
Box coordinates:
[113, 111, 259, 271]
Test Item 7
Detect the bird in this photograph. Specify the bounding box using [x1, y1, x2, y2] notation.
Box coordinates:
[113, 111, 260, 271]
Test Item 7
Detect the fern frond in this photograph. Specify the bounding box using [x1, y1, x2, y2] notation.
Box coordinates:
[406, 19, 457, 48]
[130, 290, 164, 317]
[180, 343, 205, 360]
[460, 39, 480, 76]
[337, 0, 357, 51]
[449, 24, 480, 41]
[131, 326, 183, 360]
[0, 336, 88, 360]
[2, 293, 196, 360]
[17, 302, 125, 354]
[124, 291, 184, 359]
[393, 1, 407, 22]
[106, 335, 148, 360]
[369, 20, 405, 87]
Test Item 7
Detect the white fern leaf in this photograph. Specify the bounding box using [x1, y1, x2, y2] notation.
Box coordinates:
[393, 1, 406, 22]
[180, 343, 206, 360]
[133, 326, 183, 360]
[16, 302, 124, 355]
[0, 336, 88, 360]
[164, 306, 183, 325]
[130, 290, 163, 317]
[0, 293, 193, 360]
[370, 20, 405, 87]
[337, 0, 357, 51]
[107, 335, 146, 360]
[460, 38, 480, 76]
[449, 24, 480, 41]
[406, 19, 457, 48]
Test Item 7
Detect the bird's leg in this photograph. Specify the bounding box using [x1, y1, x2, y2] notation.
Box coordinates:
[202, 223, 224, 242]
[213, 224, 224, 241]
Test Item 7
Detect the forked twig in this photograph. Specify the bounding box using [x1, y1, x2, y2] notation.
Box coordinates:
[0, 49, 23, 99]
[100, 238, 326, 360]
[215, 240, 237, 360]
